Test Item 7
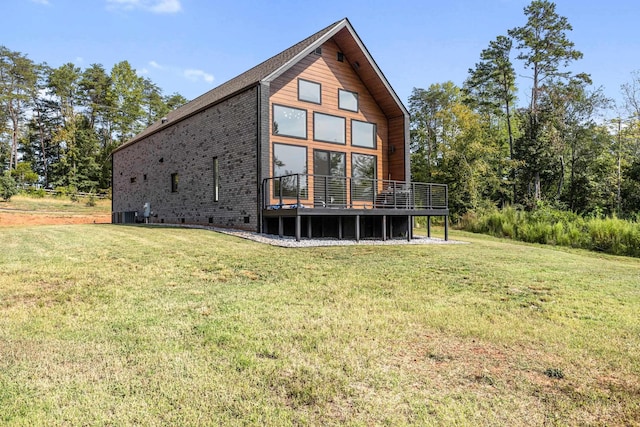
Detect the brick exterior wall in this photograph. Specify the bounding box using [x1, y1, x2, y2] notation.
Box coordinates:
[112, 86, 260, 231]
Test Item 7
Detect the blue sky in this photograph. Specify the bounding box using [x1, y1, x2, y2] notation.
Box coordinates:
[4, 0, 639, 115]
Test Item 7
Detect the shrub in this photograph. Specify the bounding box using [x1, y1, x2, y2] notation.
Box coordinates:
[460, 205, 640, 258]
[26, 187, 47, 198]
[0, 172, 18, 201]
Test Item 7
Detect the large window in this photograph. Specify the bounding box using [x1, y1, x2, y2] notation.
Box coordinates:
[338, 89, 358, 112]
[313, 112, 345, 144]
[351, 120, 376, 149]
[273, 143, 307, 198]
[351, 153, 376, 201]
[298, 79, 321, 104]
[273, 105, 307, 139]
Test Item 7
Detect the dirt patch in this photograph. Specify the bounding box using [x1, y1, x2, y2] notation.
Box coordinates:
[0, 211, 111, 226]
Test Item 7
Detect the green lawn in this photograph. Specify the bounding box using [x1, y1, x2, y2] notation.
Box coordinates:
[0, 194, 111, 213]
[1, 225, 639, 425]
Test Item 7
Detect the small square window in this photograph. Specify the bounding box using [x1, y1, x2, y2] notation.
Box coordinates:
[143, 174, 147, 181]
[314, 47, 322, 55]
[130, 177, 136, 183]
[337, 52, 344, 62]
[338, 89, 358, 112]
[298, 79, 321, 104]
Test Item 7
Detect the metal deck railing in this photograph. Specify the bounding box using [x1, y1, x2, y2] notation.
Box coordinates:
[262, 174, 447, 211]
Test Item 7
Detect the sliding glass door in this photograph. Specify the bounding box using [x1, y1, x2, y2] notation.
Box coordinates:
[313, 150, 346, 207]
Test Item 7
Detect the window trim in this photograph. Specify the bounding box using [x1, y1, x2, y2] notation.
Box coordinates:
[351, 119, 377, 149]
[313, 112, 346, 145]
[338, 88, 358, 112]
[297, 78, 321, 105]
[272, 104, 307, 140]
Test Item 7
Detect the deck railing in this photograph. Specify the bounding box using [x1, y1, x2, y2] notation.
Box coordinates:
[263, 174, 447, 210]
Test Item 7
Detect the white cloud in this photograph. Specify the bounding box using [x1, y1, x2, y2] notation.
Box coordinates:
[150, 0, 181, 13]
[106, 0, 182, 14]
[75, 56, 84, 64]
[30, 0, 50, 5]
[184, 69, 214, 84]
[149, 60, 163, 69]
[139, 68, 149, 75]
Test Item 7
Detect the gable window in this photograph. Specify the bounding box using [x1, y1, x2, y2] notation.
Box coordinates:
[130, 177, 136, 183]
[171, 173, 179, 193]
[298, 79, 321, 104]
[338, 89, 358, 112]
[351, 120, 377, 149]
[213, 157, 219, 202]
[273, 143, 308, 198]
[352, 153, 377, 201]
[313, 112, 345, 144]
[273, 104, 307, 139]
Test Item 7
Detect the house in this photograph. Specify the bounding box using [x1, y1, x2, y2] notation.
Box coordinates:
[111, 18, 449, 241]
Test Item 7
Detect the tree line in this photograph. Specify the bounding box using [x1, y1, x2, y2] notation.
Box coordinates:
[409, 0, 640, 220]
[0, 49, 186, 194]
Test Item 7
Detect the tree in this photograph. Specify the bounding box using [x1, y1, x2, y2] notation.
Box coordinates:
[109, 61, 145, 144]
[410, 82, 501, 218]
[508, 0, 584, 201]
[0, 46, 38, 171]
[464, 35, 518, 203]
[11, 161, 38, 188]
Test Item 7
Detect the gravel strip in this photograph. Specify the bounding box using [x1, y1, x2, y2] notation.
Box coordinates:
[146, 223, 467, 247]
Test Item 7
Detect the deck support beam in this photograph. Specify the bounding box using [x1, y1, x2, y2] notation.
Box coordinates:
[356, 215, 360, 242]
[307, 216, 312, 238]
[382, 215, 387, 241]
[427, 216, 431, 238]
[278, 216, 283, 237]
[295, 215, 301, 242]
[444, 215, 449, 241]
[339, 217, 343, 240]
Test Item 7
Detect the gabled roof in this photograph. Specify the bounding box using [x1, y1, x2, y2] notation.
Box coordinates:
[114, 18, 407, 152]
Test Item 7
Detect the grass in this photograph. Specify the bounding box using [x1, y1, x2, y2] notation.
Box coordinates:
[0, 194, 111, 213]
[1, 224, 639, 425]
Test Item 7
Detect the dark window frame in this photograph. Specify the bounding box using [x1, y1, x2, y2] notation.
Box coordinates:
[351, 153, 377, 202]
[272, 142, 309, 200]
[297, 79, 321, 105]
[313, 112, 346, 145]
[272, 104, 307, 140]
[351, 119, 377, 149]
[338, 88, 358, 112]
